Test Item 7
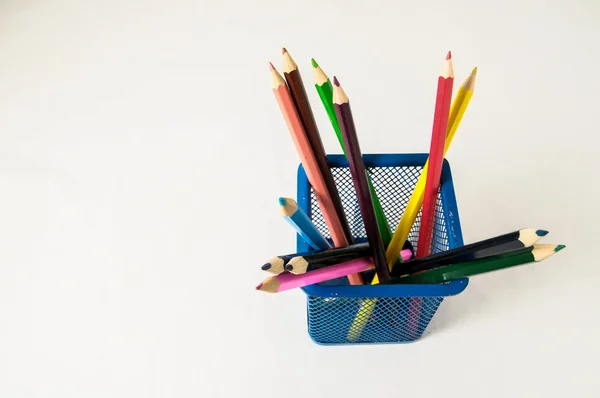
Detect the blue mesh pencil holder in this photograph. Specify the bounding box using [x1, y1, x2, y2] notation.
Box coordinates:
[297, 153, 469, 345]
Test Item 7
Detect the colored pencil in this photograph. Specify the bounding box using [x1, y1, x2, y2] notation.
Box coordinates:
[391, 228, 548, 277]
[395, 244, 565, 284]
[349, 59, 469, 340]
[269, 63, 364, 285]
[333, 77, 391, 283]
[279, 197, 331, 251]
[416, 51, 455, 258]
[312, 58, 393, 250]
[261, 255, 294, 275]
[385, 66, 477, 268]
[287, 247, 413, 275]
[282, 49, 353, 244]
[256, 258, 375, 294]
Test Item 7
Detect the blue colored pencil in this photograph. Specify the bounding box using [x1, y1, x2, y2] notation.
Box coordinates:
[279, 197, 331, 251]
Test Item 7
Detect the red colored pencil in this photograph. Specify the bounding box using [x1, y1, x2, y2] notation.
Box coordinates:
[416, 51, 455, 258]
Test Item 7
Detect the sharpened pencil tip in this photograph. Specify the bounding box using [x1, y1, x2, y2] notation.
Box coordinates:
[268, 62, 275, 71]
[555, 245, 566, 252]
[285, 264, 293, 272]
[333, 76, 340, 86]
[311, 58, 318, 68]
[536, 230, 549, 237]
[261, 263, 271, 271]
[256, 282, 264, 290]
[281, 47, 288, 55]
[278, 197, 286, 206]
[446, 51, 452, 60]
[472, 66, 478, 75]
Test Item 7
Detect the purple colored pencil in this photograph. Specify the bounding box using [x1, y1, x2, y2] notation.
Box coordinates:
[332, 77, 391, 283]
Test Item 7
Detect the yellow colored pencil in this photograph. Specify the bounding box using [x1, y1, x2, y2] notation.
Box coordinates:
[347, 67, 478, 341]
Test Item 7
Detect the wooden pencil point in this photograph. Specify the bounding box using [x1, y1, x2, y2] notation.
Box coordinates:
[256, 276, 280, 293]
[311, 58, 319, 68]
[282, 49, 297, 73]
[442, 56, 455, 79]
[446, 50, 452, 60]
[287, 256, 309, 274]
[268, 61, 275, 71]
[282, 47, 288, 55]
[313, 63, 329, 86]
[531, 244, 562, 262]
[555, 245, 566, 252]
[263, 256, 285, 275]
[518, 228, 547, 247]
[332, 80, 349, 105]
[278, 197, 298, 217]
[461, 67, 478, 91]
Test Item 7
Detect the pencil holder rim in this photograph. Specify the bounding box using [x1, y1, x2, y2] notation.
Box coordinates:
[297, 153, 468, 299]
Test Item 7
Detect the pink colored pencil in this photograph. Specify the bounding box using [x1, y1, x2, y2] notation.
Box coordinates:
[256, 258, 375, 293]
[416, 51, 455, 258]
[269, 62, 364, 285]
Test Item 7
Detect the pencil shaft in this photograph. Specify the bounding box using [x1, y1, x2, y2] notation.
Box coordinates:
[302, 242, 369, 263]
[385, 68, 476, 268]
[314, 74, 393, 249]
[391, 229, 542, 277]
[275, 259, 374, 292]
[395, 249, 537, 284]
[284, 57, 353, 244]
[334, 96, 391, 283]
[417, 73, 454, 258]
[306, 248, 412, 273]
[286, 209, 330, 251]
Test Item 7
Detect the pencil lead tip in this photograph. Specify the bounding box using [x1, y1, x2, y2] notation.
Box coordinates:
[446, 51, 452, 60]
[536, 229, 549, 237]
[311, 58, 318, 68]
[285, 264, 293, 272]
[256, 282, 264, 290]
[472, 66, 478, 75]
[261, 263, 271, 271]
[555, 245, 566, 252]
[333, 76, 340, 86]
[278, 197, 286, 206]
[268, 62, 275, 71]
[281, 47, 288, 55]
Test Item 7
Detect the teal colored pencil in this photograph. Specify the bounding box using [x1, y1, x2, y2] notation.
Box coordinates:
[279, 197, 331, 251]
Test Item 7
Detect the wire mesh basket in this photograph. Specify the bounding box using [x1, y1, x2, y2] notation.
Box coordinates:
[296, 154, 469, 345]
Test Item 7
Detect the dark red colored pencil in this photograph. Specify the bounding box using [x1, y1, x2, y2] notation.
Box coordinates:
[282, 48, 354, 244]
[332, 77, 391, 283]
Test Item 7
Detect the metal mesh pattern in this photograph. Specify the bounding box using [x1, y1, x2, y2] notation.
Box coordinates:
[306, 165, 451, 344]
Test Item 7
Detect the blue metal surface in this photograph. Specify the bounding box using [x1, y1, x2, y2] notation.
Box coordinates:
[296, 153, 468, 345]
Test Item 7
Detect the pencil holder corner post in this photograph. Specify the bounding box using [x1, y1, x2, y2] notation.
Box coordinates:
[297, 154, 469, 345]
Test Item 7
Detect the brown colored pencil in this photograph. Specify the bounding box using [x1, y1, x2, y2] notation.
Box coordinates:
[270, 63, 364, 285]
[282, 48, 353, 244]
[333, 77, 391, 283]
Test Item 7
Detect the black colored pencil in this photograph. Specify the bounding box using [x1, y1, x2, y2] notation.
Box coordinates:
[391, 228, 549, 277]
[286, 243, 370, 274]
[333, 77, 391, 283]
[263, 243, 369, 275]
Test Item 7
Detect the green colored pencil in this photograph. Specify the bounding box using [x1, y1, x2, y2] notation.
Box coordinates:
[395, 244, 565, 284]
[312, 59, 393, 254]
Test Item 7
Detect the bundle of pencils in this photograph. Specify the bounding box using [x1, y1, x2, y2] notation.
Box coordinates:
[255, 48, 565, 301]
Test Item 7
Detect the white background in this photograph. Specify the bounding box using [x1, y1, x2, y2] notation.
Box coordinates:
[0, 0, 598, 397]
